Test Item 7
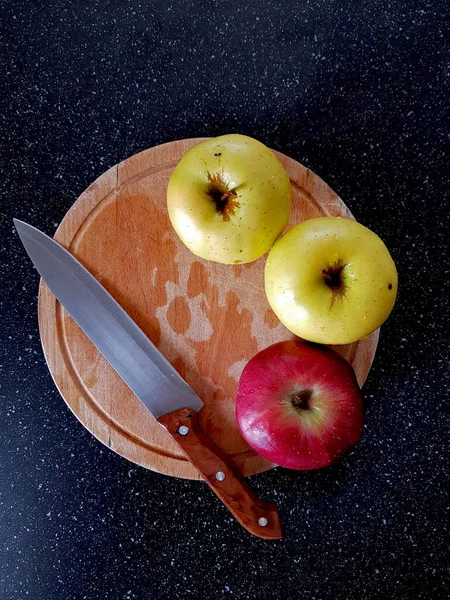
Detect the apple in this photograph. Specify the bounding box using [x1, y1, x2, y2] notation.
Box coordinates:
[236, 340, 365, 470]
[166, 134, 291, 264]
[264, 217, 398, 345]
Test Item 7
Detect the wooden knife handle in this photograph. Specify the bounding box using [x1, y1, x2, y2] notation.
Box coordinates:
[157, 408, 283, 540]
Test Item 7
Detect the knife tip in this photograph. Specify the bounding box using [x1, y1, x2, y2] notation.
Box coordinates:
[13, 218, 26, 230]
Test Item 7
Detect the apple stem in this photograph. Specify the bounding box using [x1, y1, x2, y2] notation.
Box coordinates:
[291, 390, 312, 410]
[220, 190, 237, 202]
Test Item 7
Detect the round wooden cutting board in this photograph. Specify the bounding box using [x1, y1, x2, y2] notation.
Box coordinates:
[38, 138, 379, 480]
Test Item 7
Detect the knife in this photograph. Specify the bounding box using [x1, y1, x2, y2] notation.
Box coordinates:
[14, 219, 283, 540]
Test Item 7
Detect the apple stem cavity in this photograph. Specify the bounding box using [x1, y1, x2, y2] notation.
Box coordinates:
[291, 390, 312, 410]
[321, 267, 343, 290]
[321, 260, 348, 303]
[207, 171, 240, 222]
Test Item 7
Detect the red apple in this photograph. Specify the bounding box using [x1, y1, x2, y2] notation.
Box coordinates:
[236, 340, 364, 470]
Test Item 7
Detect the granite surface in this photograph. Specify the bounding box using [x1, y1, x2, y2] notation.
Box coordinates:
[1, 1, 449, 599]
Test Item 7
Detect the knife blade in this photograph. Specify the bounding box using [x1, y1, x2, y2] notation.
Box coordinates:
[14, 219, 283, 540]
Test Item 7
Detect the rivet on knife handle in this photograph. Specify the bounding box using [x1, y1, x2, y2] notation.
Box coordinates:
[158, 408, 283, 540]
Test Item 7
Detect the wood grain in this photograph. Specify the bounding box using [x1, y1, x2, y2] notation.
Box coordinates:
[158, 408, 282, 539]
[38, 138, 379, 480]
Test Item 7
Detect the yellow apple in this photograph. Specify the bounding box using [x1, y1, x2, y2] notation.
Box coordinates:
[166, 134, 291, 264]
[264, 217, 398, 344]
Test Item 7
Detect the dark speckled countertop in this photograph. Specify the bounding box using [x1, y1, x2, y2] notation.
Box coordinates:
[1, 1, 449, 599]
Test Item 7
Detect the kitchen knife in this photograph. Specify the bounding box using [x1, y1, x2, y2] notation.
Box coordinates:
[14, 219, 283, 540]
